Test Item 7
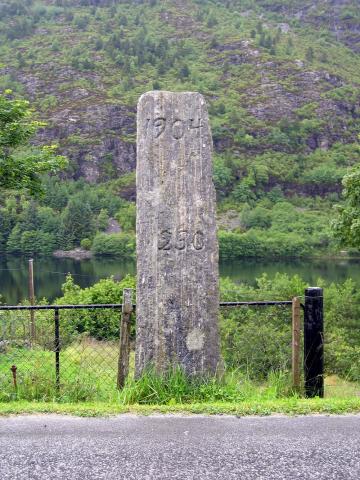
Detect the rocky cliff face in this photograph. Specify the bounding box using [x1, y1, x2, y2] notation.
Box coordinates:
[211, 38, 357, 154]
[37, 102, 136, 182]
[11, 62, 136, 182]
[1, 0, 358, 188]
[259, 0, 360, 53]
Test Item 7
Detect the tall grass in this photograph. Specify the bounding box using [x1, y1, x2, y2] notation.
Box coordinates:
[0, 339, 120, 403]
[0, 340, 296, 403]
[119, 367, 294, 405]
[1, 343, 359, 404]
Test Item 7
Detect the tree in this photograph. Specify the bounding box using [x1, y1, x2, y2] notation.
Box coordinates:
[179, 64, 190, 80]
[0, 91, 67, 196]
[256, 22, 263, 34]
[207, 15, 218, 28]
[213, 157, 233, 197]
[305, 47, 314, 63]
[6, 224, 22, 254]
[97, 208, 109, 231]
[60, 197, 95, 249]
[332, 166, 360, 248]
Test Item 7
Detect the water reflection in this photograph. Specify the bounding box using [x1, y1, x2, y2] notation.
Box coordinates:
[1, 254, 360, 305]
[219, 257, 360, 286]
[0, 255, 136, 304]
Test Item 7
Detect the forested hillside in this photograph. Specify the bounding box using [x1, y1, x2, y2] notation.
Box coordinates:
[0, 0, 359, 257]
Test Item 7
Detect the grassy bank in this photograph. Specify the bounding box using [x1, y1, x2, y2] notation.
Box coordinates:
[2, 273, 360, 416]
[1, 368, 359, 417]
[1, 397, 360, 418]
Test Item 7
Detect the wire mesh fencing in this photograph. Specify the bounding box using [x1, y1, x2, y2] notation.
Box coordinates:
[0, 295, 309, 402]
[219, 300, 301, 382]
[0, 305, 125, 402]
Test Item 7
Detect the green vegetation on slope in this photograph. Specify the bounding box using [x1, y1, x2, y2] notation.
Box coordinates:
[0, 175, 344, 257]
[0, 0, 359, 257]
[0, 176, 136, 256]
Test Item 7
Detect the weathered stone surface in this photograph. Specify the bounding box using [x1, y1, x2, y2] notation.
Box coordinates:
[135, 91, 220, 377]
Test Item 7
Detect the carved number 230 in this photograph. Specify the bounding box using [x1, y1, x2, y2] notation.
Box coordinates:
[158, 229, 204, 251]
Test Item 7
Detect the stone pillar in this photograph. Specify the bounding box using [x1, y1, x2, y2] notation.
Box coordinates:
[135, 91, 220, 377]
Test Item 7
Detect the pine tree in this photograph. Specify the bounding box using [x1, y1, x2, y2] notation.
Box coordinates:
[60, 198, 95, 249]
[306, 47, 314, 63]
[179, 64, 190, 80]
[97, 209, 109, 231]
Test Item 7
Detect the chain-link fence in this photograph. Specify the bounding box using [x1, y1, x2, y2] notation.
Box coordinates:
[0, 305, 124, 402]
[0, 293, 317, 402]
[219, 300, 296, 380]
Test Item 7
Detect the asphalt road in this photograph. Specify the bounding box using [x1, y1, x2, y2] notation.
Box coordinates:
[1, 414, 360, 479]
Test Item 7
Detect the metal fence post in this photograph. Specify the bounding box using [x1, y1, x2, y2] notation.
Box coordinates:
[304, 287, 324, 398]
[54, 308, 60, 394]
[117, 289, 133, 389]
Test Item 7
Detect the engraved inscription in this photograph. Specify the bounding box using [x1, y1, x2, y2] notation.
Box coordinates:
[175, 229, 187, 250]
[154, 117, 166, 138]
[145, 117, 202, 140]
[158, 229, 171, 250]
[193, 230, 205, 250]
[189, 118, 203, 129]
[158, 229, 205, 251]
[171, 119, 185, 139]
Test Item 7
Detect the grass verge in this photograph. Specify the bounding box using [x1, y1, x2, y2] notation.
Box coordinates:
[1, 397, 360, 417]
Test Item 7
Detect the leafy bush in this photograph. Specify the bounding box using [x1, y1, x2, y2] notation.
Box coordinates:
[91, 233, 135, 258]
[57, 274, 136, 340]
[220, 274, 360, 382]
[213, 156, 234, 197]
[218, 230, 310, 258]
[242, 205, 272, 229]
[115, 203, 136, 232]
[80, 238, 92, 250]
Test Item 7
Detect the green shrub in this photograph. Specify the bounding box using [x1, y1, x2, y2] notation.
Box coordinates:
[80, 238, 92, 250]
[218, 230, 310, 258]
[220, 311, 291, 379]
[213, 156, 234, 197]
[57, 274, 136, 340]
[115, 203, 136, 232]
[242, 206, 272, 229]
[91, 233, 135, 258]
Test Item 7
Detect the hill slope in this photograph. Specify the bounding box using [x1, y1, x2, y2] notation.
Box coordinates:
[0, 0, 359, 257]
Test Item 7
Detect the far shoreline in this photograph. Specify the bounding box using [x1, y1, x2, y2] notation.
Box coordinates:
[1, 250, 360, 262]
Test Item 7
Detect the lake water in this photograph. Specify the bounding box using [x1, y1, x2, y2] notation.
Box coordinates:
[1, 254, 360, 305]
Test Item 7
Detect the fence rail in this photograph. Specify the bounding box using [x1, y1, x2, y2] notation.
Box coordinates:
[0, 301, 297, 310]
[0, 304, 125, 311]
[0, 289, 324, 400]
[220, 301, 296, 307]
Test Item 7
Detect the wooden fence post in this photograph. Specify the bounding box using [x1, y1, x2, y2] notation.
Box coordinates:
[292, 297, 301, 391]
[29, 258, 36, 344]
[117, 288, 133, 389]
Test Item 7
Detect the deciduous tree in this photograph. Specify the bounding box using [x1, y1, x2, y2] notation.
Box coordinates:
[0, 91, 67, 196]
[332, 165, 360, 248]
